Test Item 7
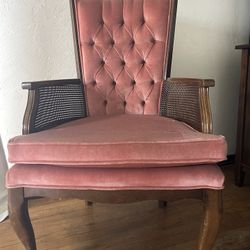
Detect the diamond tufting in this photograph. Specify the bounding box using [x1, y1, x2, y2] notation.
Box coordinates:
[75, 0, 173, 115]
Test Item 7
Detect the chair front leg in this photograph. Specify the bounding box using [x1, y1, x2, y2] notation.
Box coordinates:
[8, 188, 36, 250]
[84, 201, 93, 207]
[198, 189, 222, 250]
[158, 200, 168, 208]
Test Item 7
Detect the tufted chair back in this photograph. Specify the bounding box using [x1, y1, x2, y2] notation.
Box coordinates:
[73, 0, 176, 116]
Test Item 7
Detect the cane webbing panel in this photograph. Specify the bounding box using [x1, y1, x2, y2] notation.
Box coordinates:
[30, 82, 87, 133]
[160, 81, 202, 131]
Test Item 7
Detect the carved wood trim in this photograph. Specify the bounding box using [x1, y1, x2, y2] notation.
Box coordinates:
[23, 188, 203, 203]
[69, 0, 83, 80]
[198, 190, 222, 250]
[199, 87, 213, 134]
[22, 90, 36, 135]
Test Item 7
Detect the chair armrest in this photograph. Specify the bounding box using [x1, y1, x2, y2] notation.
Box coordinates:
[22, 79, 87, 134]
[160, 78, 215, 134]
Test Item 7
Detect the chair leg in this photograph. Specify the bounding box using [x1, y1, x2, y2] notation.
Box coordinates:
[8, 188, 36, 250]
[84, 201, 93, 207]
[198, 190, 222, 250]
[158, 200, 167, 208]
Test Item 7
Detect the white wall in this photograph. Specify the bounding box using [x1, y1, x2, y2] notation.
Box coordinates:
[171, 0, 250, 153]
[0, 0, 76, 157]
[0, 0, 250, 162]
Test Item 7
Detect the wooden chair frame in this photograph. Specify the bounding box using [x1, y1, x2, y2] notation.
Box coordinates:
[9, 188, 222, 250]
[7, 1, 223, 249]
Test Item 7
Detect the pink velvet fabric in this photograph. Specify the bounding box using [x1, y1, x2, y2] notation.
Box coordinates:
[6, 164, 224, 190]
[75, 0, 174, 115]
[8, 115, 227, 167]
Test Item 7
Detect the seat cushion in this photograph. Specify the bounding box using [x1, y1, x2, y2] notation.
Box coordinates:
[6, 164, 224, 190]
[8, 114, 227, 168]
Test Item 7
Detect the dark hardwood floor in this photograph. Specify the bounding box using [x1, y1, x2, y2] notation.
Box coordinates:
[0, 166, 250, 250]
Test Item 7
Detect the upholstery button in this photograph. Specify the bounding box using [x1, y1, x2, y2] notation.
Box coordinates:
[89, 40, 94, 46]
[141, 18, 145, 25]
[131, 80, 136, 86]
[104, 100, 108, 105]
[124, 101, 127, 106]
[101, 60, 105, 66]
[100, 20, 104, 25]
[151, 38, 155, 44]
[111, 40, 115, 46]
[92, 80, 97, 86]
[120, 20, 124, 26]
[141, 100, 146, 106]
[121, 60, 125, 66]
[151, 80, 155, 85]
[112, 81, 116, 86]
[141, 59, 145, 65]
[131, 40, 135, 46]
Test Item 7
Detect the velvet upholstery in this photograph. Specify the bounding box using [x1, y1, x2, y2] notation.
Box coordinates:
[6, 164, 224, 190]
[75, 0, 174, 115]
[8, 115, 227, 167]
[5, 2, 226, 249]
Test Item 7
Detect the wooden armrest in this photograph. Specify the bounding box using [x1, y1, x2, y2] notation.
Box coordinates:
[160, 78, 214, 134]
[167, 78, 215, 88]
[22, 79, 82, 90]
[22, 79, 87, 134]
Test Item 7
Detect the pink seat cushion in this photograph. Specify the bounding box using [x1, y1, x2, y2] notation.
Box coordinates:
[6, 164, 224, 190]
[8, 115, 227, 168]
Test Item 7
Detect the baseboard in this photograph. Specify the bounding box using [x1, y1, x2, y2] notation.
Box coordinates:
[218, 154, 235, 166]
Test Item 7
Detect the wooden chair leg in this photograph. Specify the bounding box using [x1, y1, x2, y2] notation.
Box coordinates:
[8, 188, 36, 250]
[158, 200, 167, 208]
[198, 189, 222, 250]
[84, 201, 93, 207]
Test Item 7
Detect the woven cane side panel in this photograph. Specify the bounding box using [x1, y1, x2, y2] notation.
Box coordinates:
[160, 81, 202, 131]
[31, 83, 87, 133]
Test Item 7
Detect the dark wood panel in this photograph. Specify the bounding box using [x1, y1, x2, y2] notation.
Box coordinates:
[242, 53, 250, 165]
[24, 189, 202, 203]
[235, 45, 250, 185]
[236, 44, 250, 49]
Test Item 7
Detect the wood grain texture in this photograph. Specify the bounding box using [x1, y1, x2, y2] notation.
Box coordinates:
[235, 45, 250, 186]
[236, 45, 250, 49]
[1, 166, 249, 250]
[8, 188, 36, 250]
[198, 190, 222, 250]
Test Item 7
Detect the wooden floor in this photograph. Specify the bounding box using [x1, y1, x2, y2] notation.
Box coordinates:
[1, 166, 250, 250]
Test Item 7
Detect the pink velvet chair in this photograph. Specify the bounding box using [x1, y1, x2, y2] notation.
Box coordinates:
[6, 0, 227, 249]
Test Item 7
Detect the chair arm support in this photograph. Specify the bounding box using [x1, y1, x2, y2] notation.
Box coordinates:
[160, 78, 215, 134]
[22, 79, 87, 134]
[166, 78, 215, 88]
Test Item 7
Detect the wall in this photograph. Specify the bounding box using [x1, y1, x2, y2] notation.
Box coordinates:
[171, 0, 250, 153]
[0, 0, 250, 161]
[0, 0, 76, 220]
[0, 0, 76, 156]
